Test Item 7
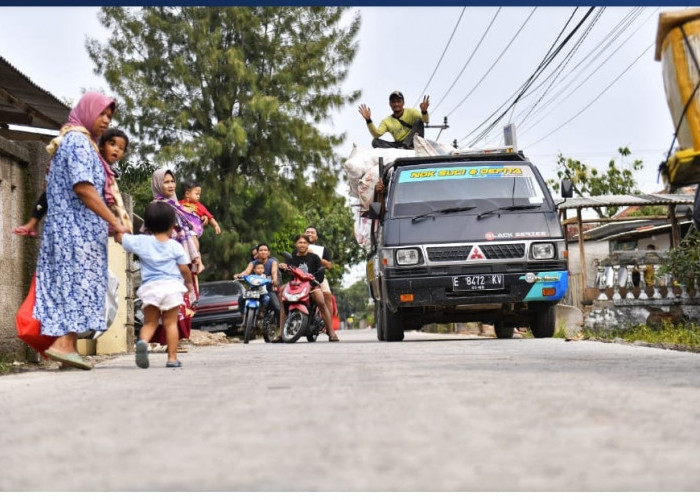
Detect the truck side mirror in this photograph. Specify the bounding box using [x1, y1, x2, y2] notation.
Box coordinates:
[561, 179, 573, 198]
[368, 202, 382, 220]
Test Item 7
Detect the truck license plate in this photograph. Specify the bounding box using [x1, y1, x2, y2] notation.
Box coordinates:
[453, 274, 504, 291]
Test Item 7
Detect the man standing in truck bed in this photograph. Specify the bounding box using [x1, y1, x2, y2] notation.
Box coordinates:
[358, 91, 430, 149]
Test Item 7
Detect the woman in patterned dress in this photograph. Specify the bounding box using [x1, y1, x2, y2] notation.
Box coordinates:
[35, 92, 130, 370]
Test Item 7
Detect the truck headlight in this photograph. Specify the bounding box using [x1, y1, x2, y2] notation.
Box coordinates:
[531, 243, 555, 260]
[396, 248, 422, 266]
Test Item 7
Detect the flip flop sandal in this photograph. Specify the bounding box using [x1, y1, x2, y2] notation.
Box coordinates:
[135, 340, 149, 369]
[12, 226, 37, 237]
[166, 360, 182, 368]
[44, 349, 93, 370]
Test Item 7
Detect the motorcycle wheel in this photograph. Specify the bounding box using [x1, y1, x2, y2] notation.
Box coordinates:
[262, 309, 276, 343]
[282, 310, 307, 343]
[243, 308, 255, 344]
[307, 333, 318, 342]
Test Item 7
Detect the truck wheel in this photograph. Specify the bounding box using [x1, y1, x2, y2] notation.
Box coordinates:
[494, 322, 514, 339]
[383, 304, 404, 342]
[375, 303, 385, 341]
[532, 303, 555, 338]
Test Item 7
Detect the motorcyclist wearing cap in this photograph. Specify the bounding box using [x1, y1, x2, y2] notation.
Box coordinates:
[358, 91, 430, 149]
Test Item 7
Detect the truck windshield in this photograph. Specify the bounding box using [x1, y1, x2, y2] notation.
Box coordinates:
[391, 163, 546, 217]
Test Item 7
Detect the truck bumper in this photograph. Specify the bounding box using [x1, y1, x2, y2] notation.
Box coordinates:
[382, 268, 568, 312]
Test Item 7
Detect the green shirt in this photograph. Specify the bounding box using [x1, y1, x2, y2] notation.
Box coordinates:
[367, 108, 429, 142]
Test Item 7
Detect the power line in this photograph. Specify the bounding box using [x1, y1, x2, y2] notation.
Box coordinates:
[518, 7, 656, 139]
[460, 8, 598, 146]
[516, 7, 649, 136]
[432, 7, 502, 113]
[526, 41, 655, 149]
[461, 7, 597, 147]
[414, 7, 467, 107]
[516, 7, 603, 127]
[443, 7, 537, 118]
[480, 7, 606, 147]
[507, 7, 582, 125]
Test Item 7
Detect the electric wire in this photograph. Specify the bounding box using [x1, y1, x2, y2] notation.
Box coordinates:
[520, 7, 639, 108]
[517, 7, 649, 136]
[481, 7, 607, 147]
[461, 7, 597, 147]
[441, 7, 537, 118]
[461, 7, 598, 146]
[526, 41, 654, 149]
[516, 7, 604, 127]
[431, 7, 502, 113]
[518, 7, 656, 139]
[506, 7, 582, 125]
[479, 7, 645, 146]
[467, 7, 598, 146]
[414, 6, 467, 107]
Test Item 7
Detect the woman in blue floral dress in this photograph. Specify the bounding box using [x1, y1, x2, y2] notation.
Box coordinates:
[34, 92, 130, 370]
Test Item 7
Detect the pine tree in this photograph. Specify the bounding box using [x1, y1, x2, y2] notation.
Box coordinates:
[87, 7, 363, 280]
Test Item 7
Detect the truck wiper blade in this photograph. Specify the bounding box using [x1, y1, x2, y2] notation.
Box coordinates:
[412, 206, 476, 223]
[477, 204, 541, 219]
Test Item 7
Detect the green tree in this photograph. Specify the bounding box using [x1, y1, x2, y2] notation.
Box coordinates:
[660, 226, 700, 287]
[547, 147, 644, 217]
[117, 158, 159, 220]
[87, 7, 362, 279]
[335, 279, 371, 325]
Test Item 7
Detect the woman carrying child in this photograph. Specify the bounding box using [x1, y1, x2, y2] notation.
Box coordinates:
[148, 167, 202, 347]
[13, 128, 129, 238]
[34, 92, 130, 370]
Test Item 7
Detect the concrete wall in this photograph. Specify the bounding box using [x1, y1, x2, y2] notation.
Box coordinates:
[0, 137, 47, 361]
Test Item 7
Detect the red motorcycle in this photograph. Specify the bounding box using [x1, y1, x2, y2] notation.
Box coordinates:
[279, 256, 325, 343]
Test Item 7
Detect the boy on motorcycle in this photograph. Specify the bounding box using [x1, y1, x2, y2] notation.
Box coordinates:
[278, 234, 339, 342]
[234, 243, 280, 323]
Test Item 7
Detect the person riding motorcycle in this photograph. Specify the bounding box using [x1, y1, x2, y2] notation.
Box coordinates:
[278, 234, 339, 342]
[234, 242, 281, 325]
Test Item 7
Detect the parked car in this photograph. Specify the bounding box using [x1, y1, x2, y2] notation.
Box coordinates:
[191, 280, 245, 336]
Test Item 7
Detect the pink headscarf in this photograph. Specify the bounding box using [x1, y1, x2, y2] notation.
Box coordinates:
[66, 92, 117, 204]
[67, 92, 116, 141]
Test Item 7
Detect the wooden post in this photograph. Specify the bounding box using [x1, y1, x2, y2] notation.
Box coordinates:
[669, 204, 680, 248]
[577, 207, 586, 299]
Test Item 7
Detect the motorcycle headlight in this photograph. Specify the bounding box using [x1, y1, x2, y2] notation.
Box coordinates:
[283, 290, 302, 301]
[395, 248, 422, 266]
[531, 242, 555, 260]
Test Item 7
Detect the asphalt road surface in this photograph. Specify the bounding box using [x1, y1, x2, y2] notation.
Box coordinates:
[2, 328, 700, 491]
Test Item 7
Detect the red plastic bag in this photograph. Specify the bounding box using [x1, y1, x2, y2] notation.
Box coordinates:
[331, 294, 340, 331]
[15, 273, 53, 358]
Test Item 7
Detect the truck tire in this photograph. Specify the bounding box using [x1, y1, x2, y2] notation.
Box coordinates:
[532, 303, 556, 338]
[494, 322, 514, 339]
[383, 304, 404, 342]
[375, 303, 385, 341]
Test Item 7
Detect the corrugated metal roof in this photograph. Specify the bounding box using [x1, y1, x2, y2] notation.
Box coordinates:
[597, 220, 693, 241]
[558, 193, 694, 209]
[0, 55, 69, 131]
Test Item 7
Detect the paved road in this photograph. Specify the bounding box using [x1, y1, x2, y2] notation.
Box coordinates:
[2, 329, 700, 491]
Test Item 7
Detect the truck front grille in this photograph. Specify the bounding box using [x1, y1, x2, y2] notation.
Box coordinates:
[481, 243, 525, 259]
[427, 245, 472, 261]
